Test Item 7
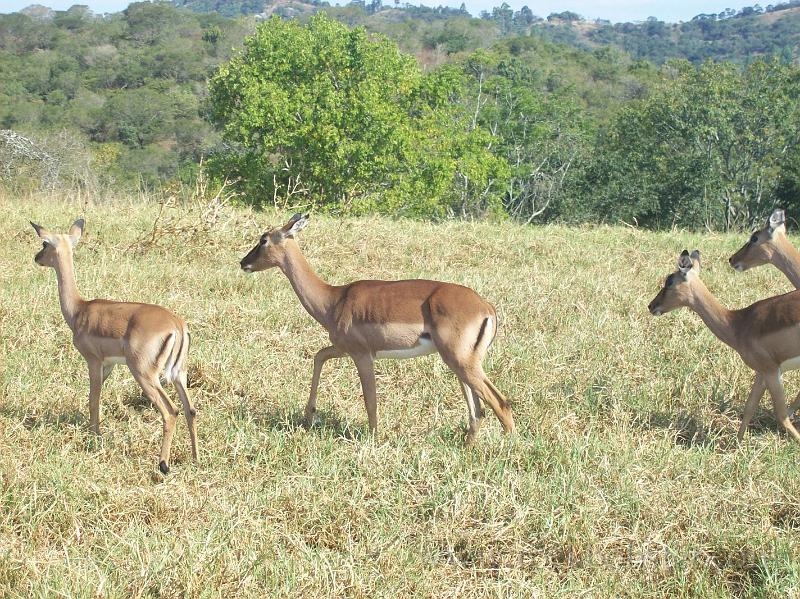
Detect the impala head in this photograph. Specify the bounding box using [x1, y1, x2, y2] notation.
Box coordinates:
[729, 209, 787, 272]
[240, 213, 309, 273]
[648, 249, 702, 316]
[30, 218, 84, 268]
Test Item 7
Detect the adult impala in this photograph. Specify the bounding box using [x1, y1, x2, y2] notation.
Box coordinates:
[649, 249, 800, 443]
[240, 213, 515, 444]
[729, 209, 800, 289]
[30, 218, 197, 474]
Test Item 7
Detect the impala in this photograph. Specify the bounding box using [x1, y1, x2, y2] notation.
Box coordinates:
[30, 218, 197, 473]
[240, 213, 515, 444]
[729, 208, 800, 417]
[729, 209, 800, 288]
[649, 249, 800, 443]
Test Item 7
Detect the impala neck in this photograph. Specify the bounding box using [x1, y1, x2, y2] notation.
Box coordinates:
[279, 240, 336, 328]
[688, 279, 738, 349]
[53, 248, 83, 330]
[772, 236, 800, 289]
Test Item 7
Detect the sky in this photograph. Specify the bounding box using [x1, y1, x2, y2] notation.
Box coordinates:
[0, 0, 756, 23]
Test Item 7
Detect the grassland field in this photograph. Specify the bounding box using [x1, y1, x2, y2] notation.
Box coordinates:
[1, 193, 800, 597]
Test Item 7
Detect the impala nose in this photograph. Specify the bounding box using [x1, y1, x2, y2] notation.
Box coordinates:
[648, 300, 661, 316]
[240, 259, 252, 272]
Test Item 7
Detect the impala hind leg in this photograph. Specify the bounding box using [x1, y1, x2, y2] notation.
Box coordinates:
[131, 369, 179, 473]
[459, 380, 483, 446]
[765, 372, 800, 444]
[353, 354, 378, 435]
[306, 346, 345, 428]
[174, 371, 198, 462]
[457, 366, 514, 435]
[738, 374, 766, 441]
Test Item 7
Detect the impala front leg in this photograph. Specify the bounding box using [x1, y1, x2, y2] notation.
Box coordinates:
[306, 346, 345, 428]
[738, 374, 765, 441]
[87, 359, 103, 436]
[353, 354, 378, 435]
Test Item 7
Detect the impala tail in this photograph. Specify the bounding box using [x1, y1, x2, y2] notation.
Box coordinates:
[161, 324, 190, 383]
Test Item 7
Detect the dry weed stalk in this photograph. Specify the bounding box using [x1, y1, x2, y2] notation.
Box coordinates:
[131, 167, 242, 254]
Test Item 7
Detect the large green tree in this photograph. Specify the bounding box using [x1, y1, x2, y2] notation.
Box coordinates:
[587, 59, 800, 229]
[208, 14, 506, 216]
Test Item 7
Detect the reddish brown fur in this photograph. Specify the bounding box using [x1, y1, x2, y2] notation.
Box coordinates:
[729, 209, 800, 289]
[649, 250, 800, 443]
[240, 214, 514, 444]
[31, 219, 197, 473]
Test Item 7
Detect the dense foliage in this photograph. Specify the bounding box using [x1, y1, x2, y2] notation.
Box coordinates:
[586, 60, 800, 229]
[208, 15, 505, 216]
[0, 2, 252, 189]
[3, 1, 800, 228]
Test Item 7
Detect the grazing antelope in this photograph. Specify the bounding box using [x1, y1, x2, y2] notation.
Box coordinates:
[649, 249, 800, 443]
[729, 209, 800, 289]
[30, 218, 197, 474]
[239, 213, 515, 444]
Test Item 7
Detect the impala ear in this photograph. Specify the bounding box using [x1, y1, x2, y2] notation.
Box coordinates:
[30, 221, 51, 240]
[768, 209, 786, 233]
[68, 218, 84, 247]
[282, 213, 309, 238]
[677, 249, 694, 274]
[690, 249, 701, 272]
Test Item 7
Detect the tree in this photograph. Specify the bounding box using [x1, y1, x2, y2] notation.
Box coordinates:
[208, 14, 506, 216]
[459, 49, 588, 222]
[586, 59, 800, 229]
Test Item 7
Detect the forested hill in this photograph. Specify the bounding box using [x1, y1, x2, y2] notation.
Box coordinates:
[3, 2, 800, 229]
[169, 0, 800, 64]
[0, 2, 647, 189]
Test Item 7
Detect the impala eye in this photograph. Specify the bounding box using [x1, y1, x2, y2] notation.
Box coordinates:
[750, 233, 758, 244]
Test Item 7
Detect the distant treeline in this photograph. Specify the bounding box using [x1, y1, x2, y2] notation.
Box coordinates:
[2, 3, 800, 229]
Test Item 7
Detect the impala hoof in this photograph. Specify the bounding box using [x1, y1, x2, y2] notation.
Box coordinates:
[159, 461, 170, 475]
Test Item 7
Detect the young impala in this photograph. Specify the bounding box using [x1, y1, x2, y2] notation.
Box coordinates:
[240, 213, 515, 444]
[729, 209, 800, 288]
[30, 218, 197, 474]
[649, 249, 800, 443]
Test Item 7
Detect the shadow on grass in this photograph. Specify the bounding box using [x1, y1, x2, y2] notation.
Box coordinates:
[235, 401, 368, 442]
[0, 405, 105, 450]
[0, 404, 85, 430]
[639, 405, 787, 450]
[640, 411, 720, 449]
[121, 389, 154, 412]
[11, 408, 87, 430]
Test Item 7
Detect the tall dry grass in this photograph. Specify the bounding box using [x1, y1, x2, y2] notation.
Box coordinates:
[1, 192, 799, 597]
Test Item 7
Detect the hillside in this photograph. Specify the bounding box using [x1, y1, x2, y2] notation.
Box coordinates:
[170, 0, 800, 64]
[2, 192, 800, 595]
[0, 3, 650, 196]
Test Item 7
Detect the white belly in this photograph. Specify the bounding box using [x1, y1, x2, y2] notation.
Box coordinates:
[781, 356, 800, 373]
[375, 337, 436, 360]
[102, 356, 127, 366]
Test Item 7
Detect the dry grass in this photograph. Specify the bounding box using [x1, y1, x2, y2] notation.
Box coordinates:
[1, 193, 800, 597]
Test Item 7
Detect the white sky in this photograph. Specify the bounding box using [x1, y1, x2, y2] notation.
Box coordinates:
[0, 0, 757, 23]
